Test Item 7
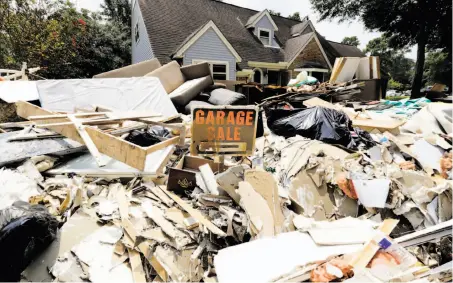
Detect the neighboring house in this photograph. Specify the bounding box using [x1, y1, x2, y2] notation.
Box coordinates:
[131, 0, 364, 84]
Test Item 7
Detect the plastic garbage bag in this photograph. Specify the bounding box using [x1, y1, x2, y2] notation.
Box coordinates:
[125, 126, 171, 147]
[266, 106, 375, 149]
[0, 201, 59, 281]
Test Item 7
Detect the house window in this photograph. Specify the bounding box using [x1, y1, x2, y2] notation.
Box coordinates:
[192, 60, 229, 80]
[258, 28, 271, 46]
[135, 22, 140, 44]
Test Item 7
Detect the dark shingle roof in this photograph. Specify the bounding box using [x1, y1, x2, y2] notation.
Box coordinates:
[284, 32, 313, 62]
[327, 40, 366, 57]
[138, 0, 365, 68]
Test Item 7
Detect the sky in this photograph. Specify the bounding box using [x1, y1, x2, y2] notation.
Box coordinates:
[74, 0, 417, 59]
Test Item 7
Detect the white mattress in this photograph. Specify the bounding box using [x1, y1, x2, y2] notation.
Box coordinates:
[37, 77, 177, 118]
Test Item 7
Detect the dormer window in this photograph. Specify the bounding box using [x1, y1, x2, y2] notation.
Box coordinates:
[258, 28, 271, 46]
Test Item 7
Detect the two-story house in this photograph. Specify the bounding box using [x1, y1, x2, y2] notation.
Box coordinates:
[131, 0, 364, 85]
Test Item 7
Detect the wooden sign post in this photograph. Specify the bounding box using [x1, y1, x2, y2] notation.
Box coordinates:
[190, 105, 259, 157]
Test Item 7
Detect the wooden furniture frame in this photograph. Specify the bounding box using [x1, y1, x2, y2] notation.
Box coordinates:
[16, 101, 185, 171]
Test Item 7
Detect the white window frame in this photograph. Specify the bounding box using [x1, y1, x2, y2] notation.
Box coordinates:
[258, 27, 272, 47]
[192, 59, 230, 80]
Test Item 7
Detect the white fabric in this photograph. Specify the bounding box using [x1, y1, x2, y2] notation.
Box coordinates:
[0, 81, 39, 103]
[0, 168, 41, 210]
[214, 231, 362, 283]
[37, 77, 177, 117]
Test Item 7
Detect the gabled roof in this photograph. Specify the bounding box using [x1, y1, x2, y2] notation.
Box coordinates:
[138, 0, 365, 68]
[245, 9, 279, 31]
[173, 20, 242, 62]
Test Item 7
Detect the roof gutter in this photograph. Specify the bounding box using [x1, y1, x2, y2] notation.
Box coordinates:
[248, 61, 288, 69]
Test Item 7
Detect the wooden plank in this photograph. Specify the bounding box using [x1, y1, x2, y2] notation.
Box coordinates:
[349, 219, 399, 268]
[110, 124, 149, 136]
[128, 248, 147, 283]
[85, 126, 148, 171]
[145, 136, 180, 154]
[159, 186, 227, 237]
[7, 132, 63, 141]
[28, 112, 109, 121]
[68, 114, 106, 167]
[16, 101, 85, 144]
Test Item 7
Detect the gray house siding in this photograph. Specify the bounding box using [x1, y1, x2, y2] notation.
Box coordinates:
[183, 28, 237, 80]
[132, 0, 155, 64]
[254, 16, 279, 48]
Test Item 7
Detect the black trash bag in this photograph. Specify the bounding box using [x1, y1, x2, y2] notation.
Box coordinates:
[266, 106, 355, 148]
[148, 126, 171, 138]
[0, 201, 59, 282]
[125, 130, 162, 147]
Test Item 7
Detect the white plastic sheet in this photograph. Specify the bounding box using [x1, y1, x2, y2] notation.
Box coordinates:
[37, 77, 178, 117]
[0, 81, 39, 103]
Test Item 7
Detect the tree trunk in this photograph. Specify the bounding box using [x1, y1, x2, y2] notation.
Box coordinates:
[411, 1, 427, 99]
[410, 36, 427, 98]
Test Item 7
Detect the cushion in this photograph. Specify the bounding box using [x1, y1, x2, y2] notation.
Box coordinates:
[184, 100, 213, 114]
[145, 61, 185, 94]
[180, 62, 213, 81]
[208, 89, 246, 105]
[169, 75, 212, 106]
[93, 58, 161, 78]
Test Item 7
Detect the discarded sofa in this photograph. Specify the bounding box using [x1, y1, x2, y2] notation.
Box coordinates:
[93, 58, 162, 78]
[146, 61, 245, 113]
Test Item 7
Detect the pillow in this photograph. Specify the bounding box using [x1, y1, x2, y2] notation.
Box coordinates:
[208, 89, 246, 105]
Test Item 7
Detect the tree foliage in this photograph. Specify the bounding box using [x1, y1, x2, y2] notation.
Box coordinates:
[101, 0, 131, 35]
[0, 0, 131, 79]
[309, 0, 452, 97]
[269, 10, 281, 16]
[288, 12, 301, 21]
[341, 36, 360, 47]
[424, 51, 452, 88]
[365, 36, 414, 86]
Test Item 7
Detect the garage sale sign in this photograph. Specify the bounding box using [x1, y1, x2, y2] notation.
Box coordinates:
[191, 106, 259, 156]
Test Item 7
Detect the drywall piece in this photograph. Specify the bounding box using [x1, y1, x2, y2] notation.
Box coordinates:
[290, 170, 335, 220]
[0, 131, 85, 167]
[355, 56, 380, 80]
[199, 164, 219, 195]
[37, 77, 178, 117]
[411, 139, 444, 172]
[128, 249, 146, 283]
[141, 200, 192, 249]
[403, 104, 452, 135]
[330, 57, 361, 83]
[306, 217, 378, 245]
[159, 186, 226, 237]
[22, 211, 101, 282]
[0, 81, 39, 103]
[214, 231, 363, 283]
[237, 181, 274, 238]
[352, 179, 390, 208]
[47, 146, 174, 177]
[215, 165, 245, 204]
[154, 246, 189, 282]
[245, 170, 285, 234]
[71, 226, 123, 282]
[144, 183, 174, 207]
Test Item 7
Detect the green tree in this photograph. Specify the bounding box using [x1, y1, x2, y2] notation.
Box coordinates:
[424, 51, 452, 89]
[0, 0, 131, 79]
[269, 10, 281, 16]
[101, 0, 131, 34]
[341, 36, 360, 47]
[365, 36, 414, 85]
[309, 0, 452, 98]
[288, 12, 301, 21]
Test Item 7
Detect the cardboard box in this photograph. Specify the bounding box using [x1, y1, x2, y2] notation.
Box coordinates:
[167, 155, 227, 193]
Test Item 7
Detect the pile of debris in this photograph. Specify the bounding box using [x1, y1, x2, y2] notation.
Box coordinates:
[0, 89, 451, 283]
